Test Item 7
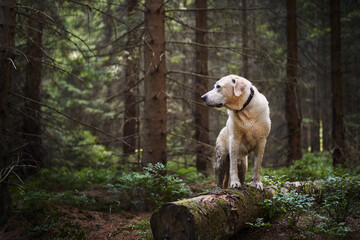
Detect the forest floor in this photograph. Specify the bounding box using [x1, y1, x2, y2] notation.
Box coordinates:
[1, 185, 360, 240]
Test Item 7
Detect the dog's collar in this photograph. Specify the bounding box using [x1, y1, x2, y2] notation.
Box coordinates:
[234, 86, 254, 114]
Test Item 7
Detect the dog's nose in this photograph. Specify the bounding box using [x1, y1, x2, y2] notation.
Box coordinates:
[201, 94, 207, 102]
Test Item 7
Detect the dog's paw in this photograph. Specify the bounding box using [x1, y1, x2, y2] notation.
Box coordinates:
[252, 180, 263, 190]
[230, 180, 242, 188]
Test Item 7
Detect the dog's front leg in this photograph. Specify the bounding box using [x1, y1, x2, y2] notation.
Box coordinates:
[229, 139, 241, 188]
[252, 139, 266, 190]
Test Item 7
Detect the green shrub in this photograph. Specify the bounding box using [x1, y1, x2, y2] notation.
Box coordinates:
[107, 163, 192, 211]
[264, 189, 315, 229]
[258, 174, 359, 238]
[262, 152, 333, 181]
[55, 127, 118, 169]
[319, 175, 360, 222]
[24, 166, 117, 191]
[167, 161, 206, 183]
[310, 216, 354, 238]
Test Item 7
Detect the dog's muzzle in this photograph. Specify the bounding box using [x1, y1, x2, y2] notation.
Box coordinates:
[201, 94, 223, 107]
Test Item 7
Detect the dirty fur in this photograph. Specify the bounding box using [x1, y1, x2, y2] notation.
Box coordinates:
[202, 75, 271, 190]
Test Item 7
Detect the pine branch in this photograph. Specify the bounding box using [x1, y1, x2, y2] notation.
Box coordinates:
[9, 92, 130, 146]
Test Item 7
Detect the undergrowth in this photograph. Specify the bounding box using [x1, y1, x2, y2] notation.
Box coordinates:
[107, 163, 193, 211]
[5, 150, 359, 239]
[247, 152, 360, 239]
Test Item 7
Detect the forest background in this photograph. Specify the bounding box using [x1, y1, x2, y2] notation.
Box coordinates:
[0, 0, 359, 239]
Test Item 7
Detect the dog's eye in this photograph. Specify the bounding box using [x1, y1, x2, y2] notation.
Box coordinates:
[216, 84, 221, 89]
[232, 79, 236, 84]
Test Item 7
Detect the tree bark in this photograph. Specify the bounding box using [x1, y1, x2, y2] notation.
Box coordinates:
[23, 10, 45, 172]
[0, 0, 16, 225]
[330, 0, 346, 167]
[150, 182, 325, 239]
[142, 0, 167, 166]
[151, 187, 270, 240]
[285, 0, 302, 166]
[123, 0, 139, 156]
[242, 0, 248, 79]
[194, 0, 211, 175]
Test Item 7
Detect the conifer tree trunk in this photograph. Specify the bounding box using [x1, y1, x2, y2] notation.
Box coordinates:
[285, 0, 302, 166]
[23, 11, 44, 171]
[242, 0, 248, 78]
[0, 0, 16, 225]
[330, 0, 346, 167]
[194, 0, 211, 175]
[123, 0, 139, 156]
[142, 0, 167, 166]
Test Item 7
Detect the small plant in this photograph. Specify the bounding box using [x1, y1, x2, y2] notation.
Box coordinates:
[319, 175, 360, 222]
[108, 163, 192, 211]
[309, 215, 354, 238]
[264, 189, 315, 230]
[113, 220, 153, 240]
[246, 218, 272, 229]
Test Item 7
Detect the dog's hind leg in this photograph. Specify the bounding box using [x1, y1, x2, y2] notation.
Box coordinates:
[215, 146, 229, 188]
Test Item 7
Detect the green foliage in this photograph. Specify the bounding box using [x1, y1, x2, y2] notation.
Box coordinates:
[257, 174, 359, 238]
[26, 166, 117, 191]
[107, 163, 192, 211]
[310, 216, 354, 238]
[264, 189, 315, 229]
[246, 218, 272, 229]
[54, 128, 118, 169]
[113, 220, 154, 240]
[261, 174, 289, 188]
[167, 161, 206, 183]
[319, 175, 360, 222]
[263, 152, 333, 181]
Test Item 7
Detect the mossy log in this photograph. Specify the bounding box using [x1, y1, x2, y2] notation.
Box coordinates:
[150, 181, 325, 240]
[150, 186, 273, 240]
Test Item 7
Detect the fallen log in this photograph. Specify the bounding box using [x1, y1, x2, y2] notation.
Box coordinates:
[150, 186, 273, 240]
[150, 181, 325, 240]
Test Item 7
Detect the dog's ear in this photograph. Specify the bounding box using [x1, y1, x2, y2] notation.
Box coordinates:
[233, 78, 246, 97]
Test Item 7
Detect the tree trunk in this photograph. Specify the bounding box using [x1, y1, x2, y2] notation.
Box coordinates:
[285, 0, 302, 166]
[251, 0, 257, 80]
[23, 11, 44, 172]
[311, 15, 320, 153]
[142, 0, 167, 166]
[0, 0, 16, 225]
[194, 0, 211, 175]
[242, 0, 248, 79]
[151, 187, 270, 240]
[330, 0, 346, 167]
[123, 0, 139, 156]
[150, 182, 325, 239]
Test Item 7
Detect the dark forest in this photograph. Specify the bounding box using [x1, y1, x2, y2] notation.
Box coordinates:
[0, 0, 359, 239]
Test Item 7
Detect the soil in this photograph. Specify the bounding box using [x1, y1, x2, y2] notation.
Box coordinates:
[0, 206, 152, 240]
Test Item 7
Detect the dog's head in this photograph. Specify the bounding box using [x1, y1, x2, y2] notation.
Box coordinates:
[201, 75, 251, 109]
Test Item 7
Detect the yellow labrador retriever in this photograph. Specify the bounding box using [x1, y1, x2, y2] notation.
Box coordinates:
[201, 75, 271, 190]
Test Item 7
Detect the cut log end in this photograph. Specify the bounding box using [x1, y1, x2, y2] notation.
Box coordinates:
[151, 204, 195, 240]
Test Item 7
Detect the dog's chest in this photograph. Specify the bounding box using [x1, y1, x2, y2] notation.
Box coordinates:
[231, 115, 258, 153]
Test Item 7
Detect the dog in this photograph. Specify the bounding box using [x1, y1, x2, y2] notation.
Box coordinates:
[201, 75, 271, 190]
